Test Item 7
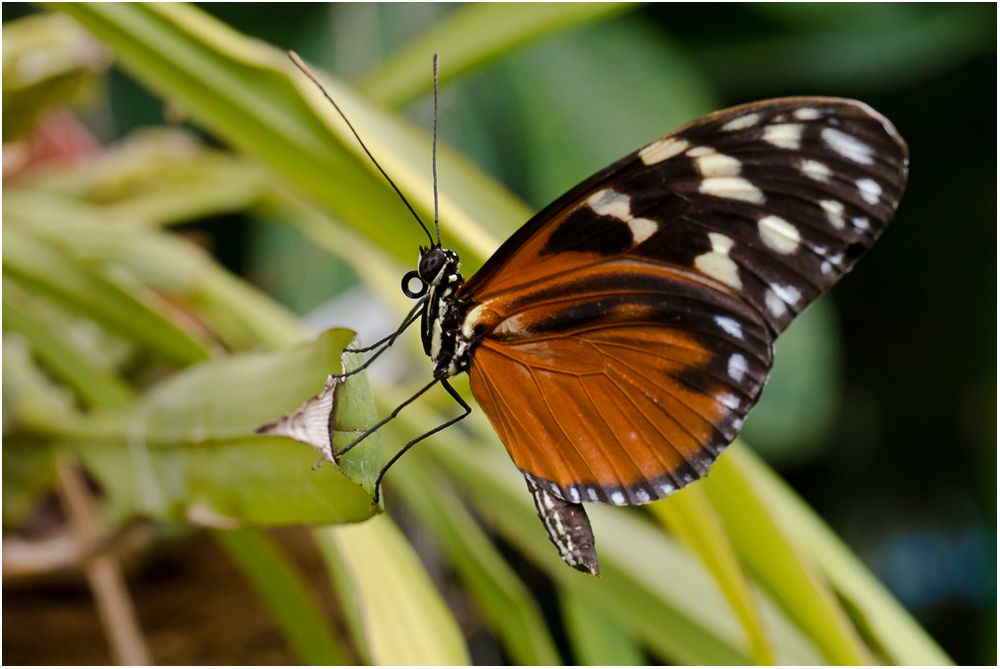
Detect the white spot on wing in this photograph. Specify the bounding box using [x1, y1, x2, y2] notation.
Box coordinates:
[639, 137, 690, 165]
[765, 289, 787, 317]
[700, 177, 765, 204]
[757, 215, 801, 254]
[820, 199, 846, 229]
[688, 146, 742, 178]
[822, 252, 846, 275]
[771, 283, 802, 305]
[852, 216, 870, 230]
[586, 187, 659, 244]
[821, 127, 874, 164]
[856, 178, 882, 204]
[799, 159, 831, 181]
[721, 112, 761, 131]
[714, 316, 744, 339]
[610, 490, 627, 505]
[718, 393, 741, 410]
[587, 188, 631, 220]
[728, 353, 748, 382]
[695, 233, 741, 289]
[763, 123, 804, 149]
[634, 489, 651, 503]
[628, 217, 658, 244]
[794, 108, 822, 120]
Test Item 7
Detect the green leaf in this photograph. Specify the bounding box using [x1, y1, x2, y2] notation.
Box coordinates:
[737, 447, 954, 665]
[560, 590, 645, 665]
[702, 444, 873, 664]
[503, 15, 716, 206]
[317, 514, 471, 665]
[2, 225, 213, 365]
[216, 529, 349, 665]
[651, 484, 777, 665]
[20, 128, 270, 228]
[742, 298, 842, 462]
[697, 4, 994, 93]
[2, 13, 108, 140]
[6, 190, 307, 351]
[73, 329, 379, 526]
[53, 2, 528, 269]
[390, 456, 562, 665]
[358, 3, 634, 107]
[3, 280, 133, 409]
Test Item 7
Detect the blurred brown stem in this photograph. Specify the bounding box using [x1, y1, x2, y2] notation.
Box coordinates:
[3, 519, 153, 580]
[57, 460, 153, 665]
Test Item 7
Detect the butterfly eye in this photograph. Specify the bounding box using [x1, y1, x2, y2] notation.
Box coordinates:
[401, 270, 428, 299]
[418, 248, 449, 284]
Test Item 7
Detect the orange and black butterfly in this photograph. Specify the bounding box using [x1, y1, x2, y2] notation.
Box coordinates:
[291, 55, 908, 575]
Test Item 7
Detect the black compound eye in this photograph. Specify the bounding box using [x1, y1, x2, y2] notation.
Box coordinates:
[418, 249, 447, 283]
[401, 270, 427, 299]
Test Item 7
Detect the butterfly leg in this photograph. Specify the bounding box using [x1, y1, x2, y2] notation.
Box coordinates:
[335, 376, 442, 459]
[333, 298, 426, 379]
[372, 378, 472, 505]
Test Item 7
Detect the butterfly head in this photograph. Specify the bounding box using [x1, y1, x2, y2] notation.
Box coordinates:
[402, 246, 462, 299]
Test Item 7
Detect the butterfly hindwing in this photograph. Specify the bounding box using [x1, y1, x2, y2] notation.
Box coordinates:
[467, 260, 772, 504]
[461, 97, 908, 504]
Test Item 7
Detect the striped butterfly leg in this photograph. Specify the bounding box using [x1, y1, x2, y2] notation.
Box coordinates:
[525, 475, 599, 576]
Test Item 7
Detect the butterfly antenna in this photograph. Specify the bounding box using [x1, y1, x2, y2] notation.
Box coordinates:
[432, 53, 441, 247]
[288, 51, 435, 248]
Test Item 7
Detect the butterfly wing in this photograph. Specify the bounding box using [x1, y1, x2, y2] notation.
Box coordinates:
[461, 97, 908, 504]
[461, 97, 908, 334]
[469, 259, 773, 504]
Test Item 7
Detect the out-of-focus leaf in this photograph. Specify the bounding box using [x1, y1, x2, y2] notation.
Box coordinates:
[317, 514, 471, 665]
[215, 529, 349, 665]
[2, 225, 213, 366]
[2, 335, 82, 436]
[698, 4, 994, 93]
[1, 13, 108, 140]
[20, 128, 269, 227]
[560, 590, 645, 665]
[652, 484, 777, 665]
[67, 328, 379, 526]
[504, 16, 716, 207]
[3, 280, 133, 409]
[390, 456, 562, 665]
[6, 190, 307, 351]
[2, 436, 58, 527]
[741, 298, 841, 462]
[53, 2, 527, 269]
[737, 446, 954, 665]
[374, 395, 823, 665]
[358, 3, 633, 107]
[703, 444, 873, 664]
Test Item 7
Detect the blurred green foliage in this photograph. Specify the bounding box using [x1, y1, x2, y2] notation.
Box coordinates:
[3, 3, 993, 665]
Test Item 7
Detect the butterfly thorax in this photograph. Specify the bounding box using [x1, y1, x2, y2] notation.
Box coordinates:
[415, 248, 478, 378]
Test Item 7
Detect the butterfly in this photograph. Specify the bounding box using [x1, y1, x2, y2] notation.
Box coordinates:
[289, 54, 908, 575]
